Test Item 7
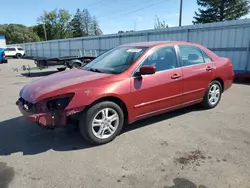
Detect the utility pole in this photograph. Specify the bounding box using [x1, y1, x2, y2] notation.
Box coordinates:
[179, 0, 183, 26]
[43, 23, 47, 41]
[134, 18, 138, 31]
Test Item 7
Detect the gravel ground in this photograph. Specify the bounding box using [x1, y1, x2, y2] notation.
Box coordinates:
[0, 59, 250, 188]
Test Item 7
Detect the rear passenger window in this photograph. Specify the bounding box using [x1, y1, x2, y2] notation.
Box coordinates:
[202, 51, 212, 63]
[179, 46, 205, 67]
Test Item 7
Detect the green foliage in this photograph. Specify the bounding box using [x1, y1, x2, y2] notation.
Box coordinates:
[0, 24, 40, 44]
[69, 8, 87, 37]
[69, 9, 103, 37]
[0, 8, 103, 44]
[37, 9, 72, 40]
[91, 16, 103, 36]
[193, 0, 250, 24]
[34, 8, 103, 40]
[82, 9, 92, 35]
[32, 24, 46, 41]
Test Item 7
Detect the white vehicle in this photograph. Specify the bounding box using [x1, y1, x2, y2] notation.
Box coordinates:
[4, 47, 25, 58]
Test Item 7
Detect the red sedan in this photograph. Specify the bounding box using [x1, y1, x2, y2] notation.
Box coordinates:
[16, 41, 234, 145]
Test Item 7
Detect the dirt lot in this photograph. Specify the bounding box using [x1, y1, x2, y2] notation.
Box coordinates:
[0, 59, 250, 188]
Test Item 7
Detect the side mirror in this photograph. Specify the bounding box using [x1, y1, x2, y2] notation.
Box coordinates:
[139, 65, 156, 75]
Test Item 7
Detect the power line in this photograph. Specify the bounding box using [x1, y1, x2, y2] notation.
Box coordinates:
[109, 0, 156, 14]
[100, 0, 169, 23]
[94, 0, 158, 19]
[87, 0, 108, 9]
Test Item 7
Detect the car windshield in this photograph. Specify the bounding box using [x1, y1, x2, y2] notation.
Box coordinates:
[82, 46, 148, 74]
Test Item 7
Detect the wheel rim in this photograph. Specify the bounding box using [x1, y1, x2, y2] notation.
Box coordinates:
[73, 63, 81, 69]
[91, 108, 119, 139]
[208, 83, 221, 106]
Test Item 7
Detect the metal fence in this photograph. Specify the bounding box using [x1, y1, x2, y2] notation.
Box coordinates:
[8, 19, 250, 72]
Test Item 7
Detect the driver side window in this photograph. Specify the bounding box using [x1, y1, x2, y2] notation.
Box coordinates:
[140, 46, 178, 72]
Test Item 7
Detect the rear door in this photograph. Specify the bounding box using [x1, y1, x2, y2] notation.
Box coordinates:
[177, 45, 215, 103]
[129, 45, 183, 119]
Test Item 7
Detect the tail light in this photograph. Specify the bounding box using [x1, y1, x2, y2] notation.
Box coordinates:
[1, 51, 5, 57]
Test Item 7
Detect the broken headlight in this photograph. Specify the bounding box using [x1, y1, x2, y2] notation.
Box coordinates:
[36, 93, 74, 112]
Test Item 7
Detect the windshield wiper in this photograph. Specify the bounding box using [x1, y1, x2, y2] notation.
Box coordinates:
[88, 68, 103, 73]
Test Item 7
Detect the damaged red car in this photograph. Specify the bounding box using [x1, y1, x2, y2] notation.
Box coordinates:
[16, 41, 234, 145]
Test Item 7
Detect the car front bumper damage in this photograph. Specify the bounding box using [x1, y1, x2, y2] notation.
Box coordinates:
[16, 98, 83, 128]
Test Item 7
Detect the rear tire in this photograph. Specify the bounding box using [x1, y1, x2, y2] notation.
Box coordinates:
[201, 80, 222, 109]
[79, 101, 124, 145]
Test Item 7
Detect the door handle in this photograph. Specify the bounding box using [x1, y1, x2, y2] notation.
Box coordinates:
[206, 66, 213, 71]
[171, 74, 181, 79]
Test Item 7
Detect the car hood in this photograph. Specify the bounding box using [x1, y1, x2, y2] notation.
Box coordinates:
[20, 69, 112, 103]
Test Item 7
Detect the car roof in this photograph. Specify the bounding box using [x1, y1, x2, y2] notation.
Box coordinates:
[120, 41, 198, 48]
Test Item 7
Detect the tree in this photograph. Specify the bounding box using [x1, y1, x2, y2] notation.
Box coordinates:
[82, 9, 92, 35]
[193, 0, 250, 24]
[32, 24, 46, 41]
[90, 16, 103, 35]
[69, 8, 87, 37]
[69, 9, 102, 37]
[0, 24, 40, 44]
[154, 16, 168, 29]
[37, 9, 72, 40]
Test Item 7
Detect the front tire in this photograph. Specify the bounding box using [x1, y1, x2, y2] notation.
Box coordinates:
[201, 80, 222, 109]
[79, 101, 124, 145]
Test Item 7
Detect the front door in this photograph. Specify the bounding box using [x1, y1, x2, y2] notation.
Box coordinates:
[129, 45, 183, 120]
[177, 45, 215, 103]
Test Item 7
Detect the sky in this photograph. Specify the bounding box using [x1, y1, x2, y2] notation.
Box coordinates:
[0, 0, 249, 34]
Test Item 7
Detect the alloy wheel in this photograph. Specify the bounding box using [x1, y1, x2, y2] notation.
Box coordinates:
[91, 108, 119, 139]
[208, 83, 221, 106]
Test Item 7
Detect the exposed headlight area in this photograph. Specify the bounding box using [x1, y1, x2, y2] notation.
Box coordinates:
[47, 96, 72, 110]
[36, 93, 75, 113]
[17, 97, 35, 112]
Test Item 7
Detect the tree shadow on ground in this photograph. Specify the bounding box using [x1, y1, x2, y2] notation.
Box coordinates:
[0, 105, 203, 156]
